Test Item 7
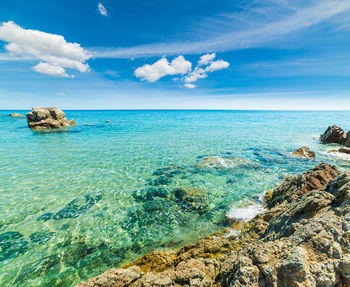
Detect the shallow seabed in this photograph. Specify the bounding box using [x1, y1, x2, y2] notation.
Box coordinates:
[0, 110, 349, 286]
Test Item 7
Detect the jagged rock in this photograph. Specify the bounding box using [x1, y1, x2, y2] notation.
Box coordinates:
[9, 113, 25, 117]
[26, 107, 75, 129]
[344, 131, 350, 147]
[291, 146, 315, 158]
[320, 125, 345, 144]
[76, 163, 350, 287]
[267, 163, 339, 208]
[339, 147, 350, 154]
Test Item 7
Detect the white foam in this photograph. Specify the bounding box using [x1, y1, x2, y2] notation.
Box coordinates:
[324, 150, 350, 161]
[227, 202, 265, 221]
[224, 229, 240, 238]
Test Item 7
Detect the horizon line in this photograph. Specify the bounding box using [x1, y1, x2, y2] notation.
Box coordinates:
[1, 109, 350, 112]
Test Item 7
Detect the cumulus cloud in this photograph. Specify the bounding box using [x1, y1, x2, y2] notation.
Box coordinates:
[98, 3, 108, 17]
[33, 62, 72, 78]
[198, 53, 216, 66]
[0, 21, 92, 77]
[135, 53, 229, 88]
[185, 55, 230, 84]
[134, 56, 192, 82]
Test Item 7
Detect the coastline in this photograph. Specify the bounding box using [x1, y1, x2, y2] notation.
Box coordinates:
[77, 162, 350, 286]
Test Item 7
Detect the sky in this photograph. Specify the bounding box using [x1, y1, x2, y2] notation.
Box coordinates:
[0, 0, 350, 110]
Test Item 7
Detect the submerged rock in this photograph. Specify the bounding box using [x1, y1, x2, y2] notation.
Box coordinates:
[37, 191, 104, 221]
[0, 231, 29, 262]
[9, 113, 25, 117]
[291, 146, 315, 158]
[147, 175, 172, 186]
[29, 230, 55, 245]
[26, 107, 75, 130]
[196, 155, 252, 170]
[132, 187, 169, 201]
[76, 162, 350, 287]
[173, 187, 207, 213]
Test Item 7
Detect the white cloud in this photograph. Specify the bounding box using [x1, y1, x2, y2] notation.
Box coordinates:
[95, 0, 350, 58]
[185, 58, 230, 83]
[134, 55, 191, 82]
[135, 53, 229, 87]
[98, 3, 108, 17]
[184, 67, 207, 83]
[198, 53, 216, 66]
[205, 59, 230, 72]
[184, 83, 197, 89]
[0, 21, 92, 77]
[33, 62, 73, 78]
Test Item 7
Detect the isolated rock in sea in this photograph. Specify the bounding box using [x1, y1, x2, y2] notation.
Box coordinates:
[291, 146, 315, 158]
[76, 162, 350, 287]
[320, 125, 345, 144]
[26, 107, 75, 129]
[9, 113, 25, 117]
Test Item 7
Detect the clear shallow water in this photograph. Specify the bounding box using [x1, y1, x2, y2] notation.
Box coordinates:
[0, 110, 350, 286]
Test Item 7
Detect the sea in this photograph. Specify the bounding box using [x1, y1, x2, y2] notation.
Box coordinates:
[0, 110, 349, 286]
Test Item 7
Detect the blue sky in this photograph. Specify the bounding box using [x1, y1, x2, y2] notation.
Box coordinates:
[0, 0, 350, 109]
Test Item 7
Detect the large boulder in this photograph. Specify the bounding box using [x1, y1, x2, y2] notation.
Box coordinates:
[26, 107, 75, 130]
[291, 146, 315, 159]
[320, 125, 345, 144]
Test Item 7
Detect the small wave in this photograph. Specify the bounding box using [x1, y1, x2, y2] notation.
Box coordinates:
[226, 202, 265, 221]
[323, 150, 350, 161]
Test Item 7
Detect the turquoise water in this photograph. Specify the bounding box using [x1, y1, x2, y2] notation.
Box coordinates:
[0, 110, 349, 286]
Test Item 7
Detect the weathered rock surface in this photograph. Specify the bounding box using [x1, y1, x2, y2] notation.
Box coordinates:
[291, 146, 316, 158]
[26, 107, 75, 129]
[320, 125, 345, 144]
[9, 113, 25, 117]
[76, 163, 350, 287]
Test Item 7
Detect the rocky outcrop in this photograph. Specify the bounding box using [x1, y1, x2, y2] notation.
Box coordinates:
[9, 113, 25, 117]
[26, 107, 75, 129]
[291, 146, 315, 158]
[320, 125, 350, 147]
[76, 163, 350, 287]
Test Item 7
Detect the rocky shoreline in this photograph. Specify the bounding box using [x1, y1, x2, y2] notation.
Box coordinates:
[76, 162, 350, 287]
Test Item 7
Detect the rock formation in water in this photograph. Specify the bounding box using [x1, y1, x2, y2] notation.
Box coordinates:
[291, 146, 315, 158]
[76, 163, 350, 287]
[320, 125, 350, 147]
[9, 113, 25, 117]
[26, 107, 75, 129]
